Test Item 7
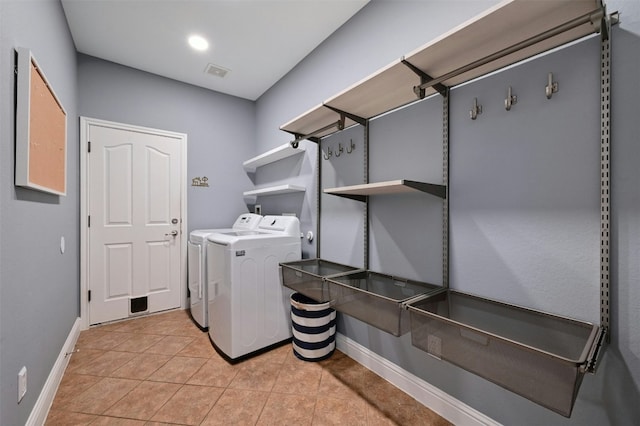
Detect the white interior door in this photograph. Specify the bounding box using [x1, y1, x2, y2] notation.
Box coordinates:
[86, 121, 184, 325]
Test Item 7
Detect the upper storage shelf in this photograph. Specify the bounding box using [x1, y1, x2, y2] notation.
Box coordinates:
[243, 143, 304, 172]
[243, 184, 305, 198]
[324, 180, 446, 202]
[280, 0, 605, 142]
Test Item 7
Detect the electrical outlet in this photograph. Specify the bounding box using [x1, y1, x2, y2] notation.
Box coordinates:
[18, 366, 27, 403]
[254, 204, 261, 215]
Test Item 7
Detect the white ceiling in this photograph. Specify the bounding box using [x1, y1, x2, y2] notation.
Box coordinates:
[61, 0, 369, 101]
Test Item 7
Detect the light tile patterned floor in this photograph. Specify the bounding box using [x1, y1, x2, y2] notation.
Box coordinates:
[46, 309, 451, 425]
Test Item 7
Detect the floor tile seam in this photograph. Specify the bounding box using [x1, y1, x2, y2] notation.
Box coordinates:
[143, 358, 206, 384]
[308, 393, 321, 426]
[183, 385, 226, 426]
[88, 377, 147, 417]
[57, 376, 142, 416]
[314, 394, 375, 425]
[81, 332, 139, 346]
[108, 352, 174, 380]
[128, 380, 183, 422]
[226, 382, 277, 394]
[144, 376, 192, 385]
[63, 370, 119, 381]
[144, 382, 202, 425]
[88, 347, 150, 354]
[87, 413, 158, 424]
[268, 387, 320, 398]
[254, 390, 278, 426]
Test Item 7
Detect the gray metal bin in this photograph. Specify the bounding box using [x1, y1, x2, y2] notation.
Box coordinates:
[407, 290, 602, 417]
[325, 270, 441, 336]
[280, 258, 362, 302]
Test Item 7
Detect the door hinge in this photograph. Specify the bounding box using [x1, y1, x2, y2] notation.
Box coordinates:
[88, 141, 91, 153]
[88, 290, 91, 302]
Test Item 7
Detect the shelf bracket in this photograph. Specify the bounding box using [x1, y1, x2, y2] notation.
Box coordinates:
[601, 11, 619, 42]
[401, 58, 448, 98]
[333, 193, 367, 203]
[322, 104, 366, 126]
[287, 118, 345, 148]
[403, 180, 447, 199]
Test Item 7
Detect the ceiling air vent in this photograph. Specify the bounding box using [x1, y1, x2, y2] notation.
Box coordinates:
[204, 63, 230, 78]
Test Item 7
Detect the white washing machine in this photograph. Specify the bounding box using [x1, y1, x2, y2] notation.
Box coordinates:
[187, 213, 262, 329]
[206, 215, 301, 361]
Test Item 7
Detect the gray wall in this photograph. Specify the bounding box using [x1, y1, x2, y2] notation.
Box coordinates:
[0, 1, 79, 425]
[256, 0, 640, 424]
[77, 54, 256, 232]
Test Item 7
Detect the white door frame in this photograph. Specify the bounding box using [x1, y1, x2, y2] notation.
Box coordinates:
[80, 117, 188, 329]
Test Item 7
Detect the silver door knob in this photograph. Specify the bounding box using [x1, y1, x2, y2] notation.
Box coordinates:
[165, 230, 178, 237]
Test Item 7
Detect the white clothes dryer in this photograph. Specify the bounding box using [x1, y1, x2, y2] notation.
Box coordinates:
[187, 213, 262, 329]
[206, 215, 301, 361]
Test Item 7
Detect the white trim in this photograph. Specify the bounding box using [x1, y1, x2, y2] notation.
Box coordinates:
[26, 318, 81, 426]
[79, 117, 188, 329]
[335, 333, 501, 426]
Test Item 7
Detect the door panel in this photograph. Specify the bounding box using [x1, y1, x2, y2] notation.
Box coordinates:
[105, 243, 133, 298]
[88, 124, 182, 325]
[105, 144, 133, 225]
[146, 147, 171, 224]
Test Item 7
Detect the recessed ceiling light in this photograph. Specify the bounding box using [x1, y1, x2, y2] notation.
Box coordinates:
[188, 35, 209, 51]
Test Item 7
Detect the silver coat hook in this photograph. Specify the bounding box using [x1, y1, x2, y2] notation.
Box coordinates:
[335, 143, 344, 157]
[323, 146, 332, 160]
[346, 139, 355, 154]
[470, 97, 482, 120]
[505, 86, 517, 111]
[546, 72, 558, 99]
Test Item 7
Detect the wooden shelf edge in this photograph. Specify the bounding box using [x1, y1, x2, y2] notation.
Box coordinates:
[324, 179, 446, 200]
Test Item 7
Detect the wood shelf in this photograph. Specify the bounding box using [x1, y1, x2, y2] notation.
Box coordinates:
[324, 179, 446, 202]
[243, 143, 304, 172]
[280, 0, 603, 141]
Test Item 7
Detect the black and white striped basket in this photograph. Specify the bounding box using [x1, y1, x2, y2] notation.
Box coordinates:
[290, 293, 336, 361]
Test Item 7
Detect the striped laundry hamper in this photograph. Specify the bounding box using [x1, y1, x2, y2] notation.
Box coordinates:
[290, 293, 336, 361]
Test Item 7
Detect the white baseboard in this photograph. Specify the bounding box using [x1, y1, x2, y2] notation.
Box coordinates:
[335, 333, 500, 426]
[27, 317, 82, 426]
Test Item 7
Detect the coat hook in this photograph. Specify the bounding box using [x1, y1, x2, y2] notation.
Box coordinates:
[545, 72, 558, 99]
[505, 86, 517, 111]
[323, 146, 332, 160]
[335, 143, 344, 157]
[346, 139, 355, 154]
[470, 97, 482, 120]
